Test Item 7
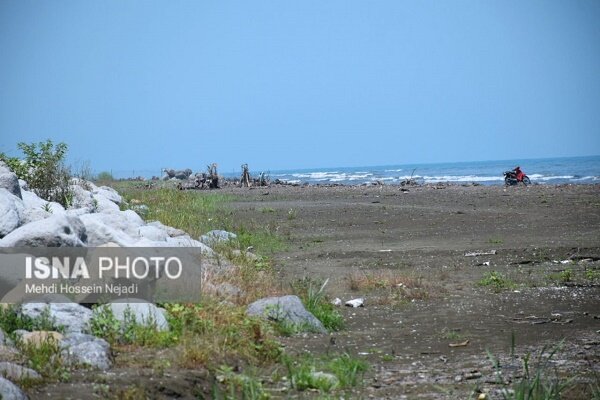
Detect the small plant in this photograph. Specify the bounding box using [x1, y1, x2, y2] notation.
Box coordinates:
[327, 353, 369, 388]
[441, 327, 463, 341]
[90, 197, 99, 213]
[489, 237, 504, 244]
[0, 305, 60, 337]
[488, 340, 573, 400]
[42, 202, 53, 213]
[291, 277, 344, 331]
[478, 271, 516, 291]
[284, 353, 368, 393]
[89, 305, 175, 347]
[215, 365, 270, 400]
[19, 336, 69, 381]
[287, 208, 297, 220]
[260, 207, 275, 213]
[559, 268, 572, 283]
[585, 269, 600, 281]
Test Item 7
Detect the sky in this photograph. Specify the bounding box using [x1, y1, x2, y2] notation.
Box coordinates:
[1, 1, 599, 175]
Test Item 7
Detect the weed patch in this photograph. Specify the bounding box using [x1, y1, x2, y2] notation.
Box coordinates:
[290, 277, 344, 331]
[478, 271, 516, 291]
[488, 340, 573, 399]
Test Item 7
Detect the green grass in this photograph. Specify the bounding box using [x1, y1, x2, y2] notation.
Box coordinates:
[488, 340, 573, 400]
[0, 305, 62, 338]
[18, 336, 70, 383]
[440, 327, 464, 341]
[290, 277, 344, 332]
[89, 305, 176, 348]
[112, 184, 286, 255]
[478, 271, 516, 291]
[283, 353, 368, 393]
[214, 365, 270, 400]
[586, 269, 600, 281]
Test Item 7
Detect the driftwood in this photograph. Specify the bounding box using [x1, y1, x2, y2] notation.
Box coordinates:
[400, 168, 419, 186]
[241, 164, 251, 187]
[207, 163, 219, 189]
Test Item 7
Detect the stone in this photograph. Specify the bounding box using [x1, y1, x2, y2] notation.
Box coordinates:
[92, 186, 122, 205]
[146, 221, 187, 237]
[20, 190, 45, 210]
[246, 295, 327, 333]
[21, 302, 92, 333]
[0, 214, 87, 247]
[130, 204, 149, 218]
[60, 333, 111, 370]
[69, 185, 95, 210]
[173, 169, 192, 180]
[0, 362, 41, 381]
[0, 162, 22, 199]
[165, 236, 215, 255]
[18, 179, 28, 192]
[92, 193, 120, 214]
[137, 225, 168, 242]
[79, 211, 144, 245]
[214, 283, 243, 300]
[0, 189, 24, 238]
[0, 376, 28, 400]
[96, 300, 169, 331]
[199, 230, 237, 246]
[20, 189, 65, 224]
[20, 331, 64, 346]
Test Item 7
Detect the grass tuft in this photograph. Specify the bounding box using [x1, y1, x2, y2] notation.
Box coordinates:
[290, 277, 344, 332]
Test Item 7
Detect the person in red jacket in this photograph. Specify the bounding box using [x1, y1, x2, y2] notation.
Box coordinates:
[513, 166, 525, 181]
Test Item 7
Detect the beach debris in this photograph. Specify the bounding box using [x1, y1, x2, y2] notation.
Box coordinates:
[482, 261, 490, 266]
[449, 339, 469, 347]
[560, 259, 572, 264]
[345, 298, 364, 308]
[465, 250, 497, 257]
[240, 163, 251, 187]
[207, 163, 219, 188]
[400, 168, 420, 186]
[464, 370, 482, 380]
[378, 249, 392, 252]
[332, 298, 342, 306]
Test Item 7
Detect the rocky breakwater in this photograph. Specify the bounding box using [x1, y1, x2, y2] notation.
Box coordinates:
[0, 161, 219, 399]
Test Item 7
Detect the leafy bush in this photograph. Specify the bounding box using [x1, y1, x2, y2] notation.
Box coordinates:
[96, 171, 114, 181]
[0, 305, 60, 337]
[0, 139, 73, 207]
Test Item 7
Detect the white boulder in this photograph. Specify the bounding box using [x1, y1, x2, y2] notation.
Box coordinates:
[0, 214, 87, 247]
[0, 189, 24, 238]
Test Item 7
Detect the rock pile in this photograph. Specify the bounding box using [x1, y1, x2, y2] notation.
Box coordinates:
[0, 161, 228, 398]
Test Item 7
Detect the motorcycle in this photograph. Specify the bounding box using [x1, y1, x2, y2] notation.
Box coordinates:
[504, 168, 531, 186]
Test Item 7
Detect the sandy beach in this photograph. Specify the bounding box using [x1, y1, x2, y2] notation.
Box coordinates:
[219, 183, 600, 398]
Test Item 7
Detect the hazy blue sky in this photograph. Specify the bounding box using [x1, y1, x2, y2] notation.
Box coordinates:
[1, 1, 599, 174]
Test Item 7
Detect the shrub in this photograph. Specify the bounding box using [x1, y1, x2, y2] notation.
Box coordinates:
[96, 171, 114, 181]
[0, 139, 73, 207]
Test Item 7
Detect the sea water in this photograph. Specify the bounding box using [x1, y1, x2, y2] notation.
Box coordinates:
[264, 156, 600, 186]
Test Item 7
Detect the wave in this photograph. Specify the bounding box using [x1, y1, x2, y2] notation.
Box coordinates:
[420, 175, 503, 183]
[528, 174, 575, 181]
[291, 171, 373, 181]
